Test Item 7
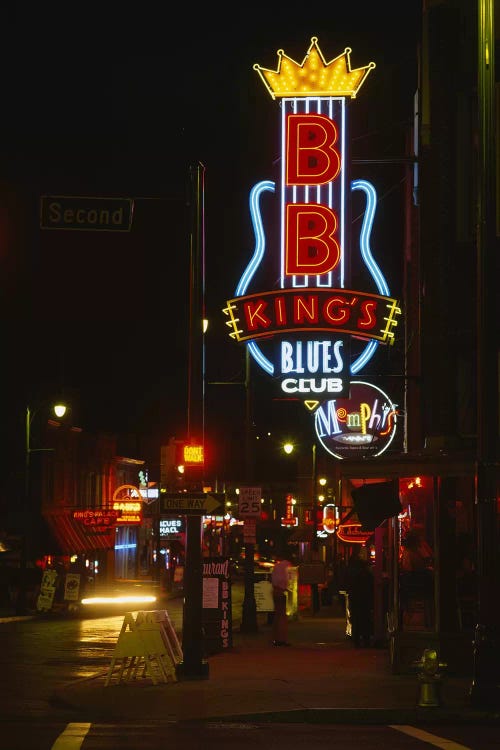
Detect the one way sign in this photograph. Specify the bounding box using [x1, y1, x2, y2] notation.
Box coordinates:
[160, 493, 224, 514]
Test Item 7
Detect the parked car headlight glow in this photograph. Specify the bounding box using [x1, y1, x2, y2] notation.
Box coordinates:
[81, 595, 157, 606]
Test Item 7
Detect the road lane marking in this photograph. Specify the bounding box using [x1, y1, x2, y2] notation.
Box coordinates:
[51, 723, 91, 750]
[389, 724, 471, 749]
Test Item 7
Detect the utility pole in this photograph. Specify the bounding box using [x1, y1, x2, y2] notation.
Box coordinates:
[470, 0, 500, 709]
[240, 349, 259, 633]
[176, 162, 209, 680]
[17, 407, 34, 616]
[17, 402, 67, 614]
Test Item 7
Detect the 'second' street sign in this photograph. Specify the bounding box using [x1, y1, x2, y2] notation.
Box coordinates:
[40, 195, 134, 231]
[160, 493, 224, 514]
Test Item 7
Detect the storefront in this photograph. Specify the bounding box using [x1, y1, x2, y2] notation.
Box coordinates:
[112, 484, 146, 581]
[43, 509, 115, 579]
[39, 509, 116, 611]
[336, 450, 476, 675]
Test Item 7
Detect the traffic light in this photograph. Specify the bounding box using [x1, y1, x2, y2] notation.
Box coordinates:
[160, 438, 184, 490]
[160, 438, 205, 491]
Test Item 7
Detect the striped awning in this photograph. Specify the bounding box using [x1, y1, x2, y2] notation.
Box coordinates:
[43, 512, 114, 555]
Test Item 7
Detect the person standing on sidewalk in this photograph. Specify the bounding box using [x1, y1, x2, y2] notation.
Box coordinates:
[271, 549, 291, 646]
[344, 550, 374, 647]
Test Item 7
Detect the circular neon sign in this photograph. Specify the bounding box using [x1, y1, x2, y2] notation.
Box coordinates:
[314, 381, 398, 460]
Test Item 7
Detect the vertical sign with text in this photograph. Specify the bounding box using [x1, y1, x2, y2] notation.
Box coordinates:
[202, 557, 232, 654]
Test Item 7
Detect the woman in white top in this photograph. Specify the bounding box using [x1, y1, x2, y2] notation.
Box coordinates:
[271, 550, 291, 646]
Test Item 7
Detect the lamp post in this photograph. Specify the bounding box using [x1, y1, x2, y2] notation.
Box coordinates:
[310, 441, 320, 613]
[177, 161, 210, 680]
[17, 401, 67, 615]
[283, 439, 321, 613]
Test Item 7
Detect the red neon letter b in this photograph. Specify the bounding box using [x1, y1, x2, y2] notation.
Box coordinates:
[285, 204, 340, 276]
[286, 114, 341, 186]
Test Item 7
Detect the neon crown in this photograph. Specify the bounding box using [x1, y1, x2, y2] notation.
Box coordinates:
[254, 36, 375, 99]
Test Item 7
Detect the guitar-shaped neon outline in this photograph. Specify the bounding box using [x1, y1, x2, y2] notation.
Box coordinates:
[235, 177, 389, 376]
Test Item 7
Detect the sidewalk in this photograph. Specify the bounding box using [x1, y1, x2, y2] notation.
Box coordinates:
[50, 603, 500, 725]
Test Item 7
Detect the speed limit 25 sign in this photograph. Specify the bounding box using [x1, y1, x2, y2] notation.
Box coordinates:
[238, 486, 262, 518]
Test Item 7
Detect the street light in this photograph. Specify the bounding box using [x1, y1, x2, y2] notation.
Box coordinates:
[17, 400, 67, 614]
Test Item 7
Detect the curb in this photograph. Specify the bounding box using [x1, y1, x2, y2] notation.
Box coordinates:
[211, 706, 500, 725]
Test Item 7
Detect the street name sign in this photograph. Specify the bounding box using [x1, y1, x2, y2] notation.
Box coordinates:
[40, 195, 134, 231]
[160, 493, 224, 514]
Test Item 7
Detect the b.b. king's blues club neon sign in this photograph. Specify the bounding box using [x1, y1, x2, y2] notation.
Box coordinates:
[223, 37, 401, 459]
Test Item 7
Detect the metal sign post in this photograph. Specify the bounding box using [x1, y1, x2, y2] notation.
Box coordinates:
[239, 487, 261, 633]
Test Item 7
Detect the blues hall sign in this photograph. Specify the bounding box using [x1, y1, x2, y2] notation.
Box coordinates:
[223, 38, 401, 452]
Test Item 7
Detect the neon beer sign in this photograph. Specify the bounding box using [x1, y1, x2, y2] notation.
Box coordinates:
[224, 38, 401, 399]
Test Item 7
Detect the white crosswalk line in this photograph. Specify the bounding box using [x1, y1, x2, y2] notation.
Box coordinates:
[51, 722, 91, 750]
[389, 724, 471, 750]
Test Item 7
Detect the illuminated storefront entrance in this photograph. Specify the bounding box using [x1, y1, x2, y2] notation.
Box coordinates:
[336, 451, 476, 674]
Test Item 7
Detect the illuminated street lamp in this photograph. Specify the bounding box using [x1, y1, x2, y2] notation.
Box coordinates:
[17, 400, 68, 615]
[53, 403, 67, 419]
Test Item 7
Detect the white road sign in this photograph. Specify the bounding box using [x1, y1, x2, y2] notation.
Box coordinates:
[238, 486, 262, 518]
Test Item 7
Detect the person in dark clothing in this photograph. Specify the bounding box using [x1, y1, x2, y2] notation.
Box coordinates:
[344, 553, 374, 647]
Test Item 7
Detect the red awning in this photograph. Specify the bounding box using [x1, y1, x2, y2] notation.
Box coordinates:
[44, 512, 115, 555]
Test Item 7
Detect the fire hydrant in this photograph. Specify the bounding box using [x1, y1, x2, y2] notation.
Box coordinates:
[414, 648, 446, 707]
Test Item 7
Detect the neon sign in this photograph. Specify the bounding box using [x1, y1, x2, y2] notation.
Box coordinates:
[226, 289, 399, 343]
[72, 509, 119, 533]
[281, 493, 298, 527]
[112, 484, 144, 526]
[322, 503, 338, 534]
[337, 522, 373, 544]
[160, 518, 185, 537]
[112, 501, 142, 525]
[223, 38, 401, 398]
[315, 381, 398, 459]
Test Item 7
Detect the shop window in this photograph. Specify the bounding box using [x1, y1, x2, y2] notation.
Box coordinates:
[398, 476, 435, 630]
[114, 526, 138, 579]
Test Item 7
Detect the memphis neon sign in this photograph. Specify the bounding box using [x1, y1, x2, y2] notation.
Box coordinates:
[223, 38, 401, 398]
[315, 381, 398, 460]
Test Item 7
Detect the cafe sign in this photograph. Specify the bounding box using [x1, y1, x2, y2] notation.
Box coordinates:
[72, 508, 120, 533]
[112, 484, 144, 525]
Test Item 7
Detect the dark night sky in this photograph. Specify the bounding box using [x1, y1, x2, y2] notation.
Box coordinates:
[1, 4, 421, 477]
